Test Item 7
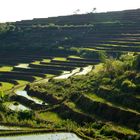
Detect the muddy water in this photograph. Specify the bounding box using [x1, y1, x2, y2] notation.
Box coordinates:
[0, 133, 81, 140]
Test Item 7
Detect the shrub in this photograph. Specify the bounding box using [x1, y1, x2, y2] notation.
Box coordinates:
[18, 111, 34, 120]
[135, 73, 140, 83]
[133, 54, 140, 71]
[100, 125, 115, 136]
[101, 78, 111, 85]
[91, 122, 104, 130]
[121, 79, 136, 92]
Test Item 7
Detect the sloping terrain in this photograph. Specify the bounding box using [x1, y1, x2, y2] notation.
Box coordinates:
[0, 9, 140, 139]
[0, 9, 140, 92]
[1, 53, 139, 139]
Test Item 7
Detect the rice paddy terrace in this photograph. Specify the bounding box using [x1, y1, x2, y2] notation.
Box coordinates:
[0, 9, 140, 139]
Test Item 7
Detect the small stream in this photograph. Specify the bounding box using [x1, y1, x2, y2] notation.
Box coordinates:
[0, 133, 81, 140]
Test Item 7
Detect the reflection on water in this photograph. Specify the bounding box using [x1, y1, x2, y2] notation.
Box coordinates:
[55, 68, 80, 79]
[75, 65, 93, 76]
[0, 133, 81, 140]
[16, 91, 47, 105]
[55, 65, 93, 79]
[9, 103, 30, 111]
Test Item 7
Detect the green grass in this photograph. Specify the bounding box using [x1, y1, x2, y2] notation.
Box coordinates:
[37, 111, 62, 123]
[14, 85, 27, 91]
[135, 95, 140, 99]
[92, 63, 104, 73]
[45, 74, 55, 78]
[0, 82, 14, 91]
[34, 76, 42, 81]
[66, 101, 77, 109]
[68, 55, 81, 59]
[82, 48, 97, 51]
[86, 93, 108, 103]
[31, 61, 40, 64]
[107, 123, 137, 135]
[87, 92, 140, 114]
[17, 80, 29, 85]
[0, 66, 13, 71]
[53, 57, 67, 61]
[42, 59, 51, 63]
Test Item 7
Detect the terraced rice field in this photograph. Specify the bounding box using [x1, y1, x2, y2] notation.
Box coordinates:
[0, 55, 96, 92]
[0, 9, 140, 139]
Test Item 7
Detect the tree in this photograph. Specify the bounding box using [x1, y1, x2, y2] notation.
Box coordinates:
[73, 9, 80, 14]
[92, 8, 97, 13]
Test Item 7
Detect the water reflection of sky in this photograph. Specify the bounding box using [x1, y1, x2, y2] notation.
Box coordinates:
[16, 90, 47, 105]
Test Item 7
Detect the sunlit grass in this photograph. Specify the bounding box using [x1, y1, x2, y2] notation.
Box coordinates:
[42, 59, 51, 63]
[0, 66, 13, 71]
[68, 55, 81, 59]
[0, 82, 14, 91]
[53, 57, 67, 61]
[14, 85, 27, 91]
[92, 63, 104, 73]
[17, 80, 29, 85]
[107, 122, 137, 135]
[66, 101, 76, 109]
[34, 76, 42, 81]
[38, 111, 62, 123]
[82, 48, 96, 51]
[87, 92, 140, 114]
[135, 95, 140, 99]
[31, 61, 40, 64]
[86, 93, 108, 103]
[45, 74, 55, 78]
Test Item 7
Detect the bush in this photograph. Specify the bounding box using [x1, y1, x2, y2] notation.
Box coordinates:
[100, 125, 115, 136]
[101, 78, 111, 85]
[121, 79, 136, 92]
[133, 54, 140, 71]
[91, 122, 104, 130]
[18, 111, 34, 120]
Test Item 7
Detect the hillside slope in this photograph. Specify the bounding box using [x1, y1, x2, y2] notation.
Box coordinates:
[0, 9, 140, 140]
[0, 9, 140, 57]
[6, 53, 139, 139]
